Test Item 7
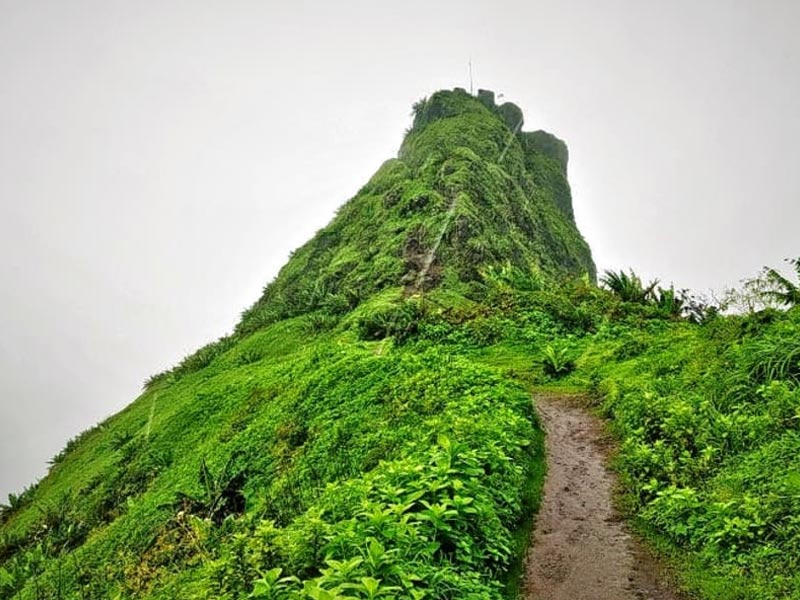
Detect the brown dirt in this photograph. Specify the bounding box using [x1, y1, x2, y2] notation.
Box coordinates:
[523, 394, 685, 600]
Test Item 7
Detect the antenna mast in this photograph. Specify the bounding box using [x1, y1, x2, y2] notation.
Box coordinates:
[469, 59, 474, 94]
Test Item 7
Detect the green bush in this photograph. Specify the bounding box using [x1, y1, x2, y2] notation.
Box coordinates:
[600, 269, 657, 304]
[584, 304, 800, 598]
[357, 300, 421, 342]
[540, 344, 575, 378]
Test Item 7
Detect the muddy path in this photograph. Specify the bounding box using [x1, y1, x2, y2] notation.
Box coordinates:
[523, 394, 684, 600]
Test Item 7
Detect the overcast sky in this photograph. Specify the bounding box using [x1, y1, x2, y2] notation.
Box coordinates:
[1, 0, 798, 500]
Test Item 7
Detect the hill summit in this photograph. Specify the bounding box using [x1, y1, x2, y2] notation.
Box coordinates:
[237, 87, 594, 335]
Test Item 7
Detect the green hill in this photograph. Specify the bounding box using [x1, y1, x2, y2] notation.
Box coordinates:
[234, 87, 594, 336]
[2, 88, 799, 600]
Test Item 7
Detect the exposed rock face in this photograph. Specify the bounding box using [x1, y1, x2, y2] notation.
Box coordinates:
[477, 88, 496, 107]
[498, 102, 524, 131]
[525, 130, 569, 174]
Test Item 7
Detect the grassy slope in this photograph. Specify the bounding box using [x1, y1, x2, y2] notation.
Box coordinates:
[0, 297, 545, 599]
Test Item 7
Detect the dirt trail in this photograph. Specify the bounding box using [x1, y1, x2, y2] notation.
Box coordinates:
[524, 394, 683, 600]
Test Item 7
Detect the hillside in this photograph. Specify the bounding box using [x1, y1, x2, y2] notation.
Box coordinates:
[233, 87, 594, 336]
[1, 89, 799, 600]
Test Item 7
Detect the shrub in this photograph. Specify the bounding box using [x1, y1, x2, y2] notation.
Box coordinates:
[357, 301, 421, 342]
[746, 333, 800, 385]
[762, 258, 800, 307]
[173, 336, 237, 378]
[601, 269, 658, 304]
[540, 344, 575, 377]
[653, 286, 686, 318]
[173, 452, 248, 526]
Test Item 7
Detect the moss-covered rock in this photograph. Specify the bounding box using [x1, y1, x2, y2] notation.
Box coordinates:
[497, 101, 524, 131]
[523, 130, 569, 174]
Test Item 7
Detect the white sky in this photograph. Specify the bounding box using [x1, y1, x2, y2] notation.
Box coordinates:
[1, 0, 798, 499]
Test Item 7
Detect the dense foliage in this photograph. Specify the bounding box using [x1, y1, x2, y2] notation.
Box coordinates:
[0, 309, 544, 599]
[1, 88, 797, 599]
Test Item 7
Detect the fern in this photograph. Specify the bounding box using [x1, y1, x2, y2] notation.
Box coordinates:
[601, 269, 658, 304]
[761, 258, 800, 307]
[540, 344, 575, 377]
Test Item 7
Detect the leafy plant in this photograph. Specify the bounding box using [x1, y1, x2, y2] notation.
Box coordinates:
[357, 301, 421, 342]
[251, 567, 298, 598]
[746, 335, 800, 385]
[653, 286, 686, 318]
[480, 262, 546, 292]
[762, 257, 800, 307]
[600, 269, 658, 304]
[174, 452, 248, 525]
[539, 344, 575, 377]
[0, 483, 38, 525]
